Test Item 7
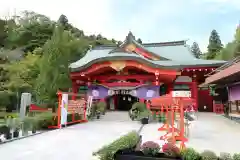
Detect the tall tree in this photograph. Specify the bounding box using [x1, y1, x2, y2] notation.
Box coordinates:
[191, 42, 201, 58]
[35, 26, 84, 104]
[58, 14, 69, 29]
[206, 29, 223, 59]
[5, 11, 54, 52]
[0, 19, 7, 47]
[137, 38, 142, 44]
[233, 25, 240, 57]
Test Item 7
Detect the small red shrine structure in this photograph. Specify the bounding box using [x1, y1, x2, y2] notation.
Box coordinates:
[69, 32, 226, 111]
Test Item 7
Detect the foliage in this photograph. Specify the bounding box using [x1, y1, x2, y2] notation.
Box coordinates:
[140, 141, 160, 156]
[96, 101, 107, 113]
[220, 152, 233, 160]
[206, 29, 223, 59]
[233, 153, 240, 160]
[137, 109, 152, 120]
[200, 150, 218, 160]
[132, 102, 147, 112]
[130, 102, 151, 120]
[191, 42, 202, 59]
[93, 131, 140, 160]
[87, 103, 97, 120]
[180, 147, 201, 160]
[0, 10, 116, 111]
[162, 142, 180, 157]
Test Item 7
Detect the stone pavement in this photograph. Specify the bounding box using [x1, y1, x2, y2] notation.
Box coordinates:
[1, 112, 239, 160]
[0, 112, 141, 160]
[141, 112, 240, 155]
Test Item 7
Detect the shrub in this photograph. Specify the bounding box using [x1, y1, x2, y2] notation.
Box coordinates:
[201, 150, 218, 160]
[96, 101, 106, 113]
[152, 111, 156, 120]
[132, 102, 146, 112]
[93, 131, 140, 160]
[220, 152, 233, 160]
[162, 142, 180, 157]
[0, 125, 10, 135]
[87, 104, 97, 120]
[180, 147, 201, 160]
[34, 112, 57, 129]
[137, 110, 151, 120]
[141, 141, 160, 156]
[233, 153, 240, 160]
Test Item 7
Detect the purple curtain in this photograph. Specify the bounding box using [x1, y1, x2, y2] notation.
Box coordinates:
[229, 84, 240, 101]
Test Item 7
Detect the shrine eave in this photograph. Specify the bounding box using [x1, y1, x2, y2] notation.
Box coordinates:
[69, 55, 225, 72]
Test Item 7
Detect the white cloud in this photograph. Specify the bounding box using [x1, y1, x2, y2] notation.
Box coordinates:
[0, 0, 115, 37]
[0, 0, 238, 52]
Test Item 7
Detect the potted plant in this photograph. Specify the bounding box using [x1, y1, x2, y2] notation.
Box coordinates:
[162, 143, 181, 157]
[12, 118, 21, 138]
[141, 141, 161, 156]
[31, 117, 39, 134]
[115, 141, 182, 159]
[97, 101, 107, 115]
[96, 110, 101, 119]
[13, 127, 20, 138]
[93, 131, 141, 160]
[139, 110, 151, 125]
[219, 152, 232, 160]
[180, 147, 200, 160]
[233, 153, 240, 160]
[22, 117, 32, 136]
[200, 150, 218, 160]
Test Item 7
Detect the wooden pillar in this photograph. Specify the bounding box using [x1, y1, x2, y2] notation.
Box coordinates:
[72, 81, 78, 100]
[113, 95, 117, 110]
[167, 83, 174, 94]
[191, 78, 198, 111]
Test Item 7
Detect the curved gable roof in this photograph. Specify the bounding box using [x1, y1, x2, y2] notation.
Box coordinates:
[69, 32, 226, 72]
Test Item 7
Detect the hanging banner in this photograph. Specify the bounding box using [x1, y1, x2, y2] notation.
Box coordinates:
[61, 94, 68, 125]
[86, 96, 93, 117]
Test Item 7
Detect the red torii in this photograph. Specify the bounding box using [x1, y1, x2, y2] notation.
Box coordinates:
[150, 93, 195, 149]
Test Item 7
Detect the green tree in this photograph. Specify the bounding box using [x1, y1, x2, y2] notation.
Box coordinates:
[0, 19, 7, 47]
[191, 42, 201, 59]
[233, 25, 240, 57]
[137, 38, 142, 44]
[35, 26, 83, 104]
[206, 29, 223, 59]
[5, 53, 40, 92]
[6, 11, 54, 52]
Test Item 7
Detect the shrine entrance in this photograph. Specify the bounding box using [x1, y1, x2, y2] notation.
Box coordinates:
[105, 89, 139, 111]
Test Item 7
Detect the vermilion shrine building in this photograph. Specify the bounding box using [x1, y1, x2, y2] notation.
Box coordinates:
[69, 32, 225, 112]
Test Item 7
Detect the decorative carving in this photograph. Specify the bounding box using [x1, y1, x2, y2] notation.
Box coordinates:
[110, 61, 126, 71]
[125, 44, 136, 52]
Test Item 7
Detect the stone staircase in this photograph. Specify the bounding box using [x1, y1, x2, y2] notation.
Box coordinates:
[97, 111, 132, 122]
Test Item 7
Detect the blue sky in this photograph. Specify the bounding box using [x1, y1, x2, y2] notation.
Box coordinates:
[1, 0, 240, 51]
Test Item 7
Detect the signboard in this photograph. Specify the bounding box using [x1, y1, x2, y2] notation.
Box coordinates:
[68, 99, 85, 114]
[172, 91, 191, 98]
[61, 94, 68, 125]
[108, 89, 137, 96]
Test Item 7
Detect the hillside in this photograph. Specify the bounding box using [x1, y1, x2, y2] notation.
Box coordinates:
[0, 11, 118, 110]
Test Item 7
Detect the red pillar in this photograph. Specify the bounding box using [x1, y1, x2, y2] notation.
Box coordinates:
[167, 83, 173, 94]
[191, 79, 198, 111]
[72, 81, 78, 100]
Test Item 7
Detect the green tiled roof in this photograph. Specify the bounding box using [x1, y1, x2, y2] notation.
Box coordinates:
[69, 32, 226, 72]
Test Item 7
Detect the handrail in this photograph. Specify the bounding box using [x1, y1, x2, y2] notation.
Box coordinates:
[206, 56, 240, 76]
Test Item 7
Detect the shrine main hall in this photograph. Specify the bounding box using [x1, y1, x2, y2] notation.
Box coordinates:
[69, 32, 225, 112]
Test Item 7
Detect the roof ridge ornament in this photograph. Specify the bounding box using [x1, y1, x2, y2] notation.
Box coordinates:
[126, 31, 135, 41]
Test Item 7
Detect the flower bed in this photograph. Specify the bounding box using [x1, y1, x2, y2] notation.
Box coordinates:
[93, 131, 240, 160]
